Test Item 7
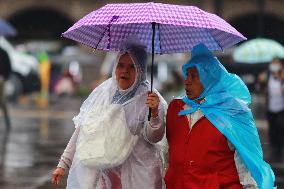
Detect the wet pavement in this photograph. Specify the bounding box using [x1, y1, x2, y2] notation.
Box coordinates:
[0, 97, 81, 189]
[0, 97, 283, 189]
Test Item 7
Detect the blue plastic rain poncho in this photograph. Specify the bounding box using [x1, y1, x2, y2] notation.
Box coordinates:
[179, 43, 275, 189]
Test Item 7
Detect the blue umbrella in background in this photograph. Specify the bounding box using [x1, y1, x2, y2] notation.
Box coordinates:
[233, 38, 284, 63]
[0, 18, 16, 36]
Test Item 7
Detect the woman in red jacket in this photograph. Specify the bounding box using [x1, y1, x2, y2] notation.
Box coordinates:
[165, 43, 275, 189]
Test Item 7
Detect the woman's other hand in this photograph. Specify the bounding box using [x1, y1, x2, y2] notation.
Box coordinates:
[146, 92, 160, 118]
[51, 167, 65, 186]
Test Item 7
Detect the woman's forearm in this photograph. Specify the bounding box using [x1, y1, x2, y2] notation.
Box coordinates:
[57, 127, 80, 169]
[145, 116, 165, 143]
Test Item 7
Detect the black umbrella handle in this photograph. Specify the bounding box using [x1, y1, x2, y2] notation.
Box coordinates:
[148, 22, 156, 121]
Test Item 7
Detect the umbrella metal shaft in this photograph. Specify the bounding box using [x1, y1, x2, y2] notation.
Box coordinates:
[148, 22, 156, 121]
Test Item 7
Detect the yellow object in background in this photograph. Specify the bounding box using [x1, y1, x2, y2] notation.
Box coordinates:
[37, 52, 51, 108]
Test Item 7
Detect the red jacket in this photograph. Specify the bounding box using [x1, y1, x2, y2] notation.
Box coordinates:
[165, 99, 242, 189]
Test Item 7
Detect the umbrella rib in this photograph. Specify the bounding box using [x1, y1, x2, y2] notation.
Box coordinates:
[207, 29, 223, 51]
[95, 16, 119, 50]
[94, 25, 107, 50]
[158, 23, 162, 54]
[199, 10, 224, 51]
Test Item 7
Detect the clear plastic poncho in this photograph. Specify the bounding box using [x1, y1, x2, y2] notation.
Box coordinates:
[67, 39, 168, 189]
[178, 43, 275, 189]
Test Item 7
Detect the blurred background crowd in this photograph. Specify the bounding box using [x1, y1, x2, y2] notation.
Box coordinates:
[0, 0, 284, 188]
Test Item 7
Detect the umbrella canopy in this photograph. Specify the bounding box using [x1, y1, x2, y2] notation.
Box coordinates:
[233, 38, 284, 64]
[62, 2, 246, 121]
[62, 2, 246, 54]
[0, 18, 16, 36]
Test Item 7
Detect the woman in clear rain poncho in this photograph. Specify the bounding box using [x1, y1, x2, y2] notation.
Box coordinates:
[51, 39, 168, 189]
[165, 43, 275, 189]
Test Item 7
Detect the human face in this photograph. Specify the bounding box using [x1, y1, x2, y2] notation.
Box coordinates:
[115, 53, 137, 90]
[184, 67, 204, 100]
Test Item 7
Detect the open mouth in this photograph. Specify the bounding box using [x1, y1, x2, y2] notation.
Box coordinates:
[185, 89, 192, 95]
[120, 76, 129, 80]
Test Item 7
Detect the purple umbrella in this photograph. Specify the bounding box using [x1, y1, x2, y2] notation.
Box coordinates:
[63, 2, 246, 119]
[63, 2, 245, 77]
[63, 2, 245, 53]
[63, 2, 245, 111]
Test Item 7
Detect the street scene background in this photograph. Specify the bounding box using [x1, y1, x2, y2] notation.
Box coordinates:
[0, 0, 284, 188]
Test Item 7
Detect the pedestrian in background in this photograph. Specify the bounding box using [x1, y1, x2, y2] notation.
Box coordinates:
[257, 58, 284, 161]
[267, 58, 284, 161]
[0, 47, 11, 130]
[37, 52, 51, 108]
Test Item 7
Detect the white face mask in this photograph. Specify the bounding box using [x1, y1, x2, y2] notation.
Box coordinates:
[269, 64, 281, 73]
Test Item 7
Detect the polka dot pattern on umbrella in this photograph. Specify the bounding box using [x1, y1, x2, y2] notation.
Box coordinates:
[62, 2, 246, 54]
